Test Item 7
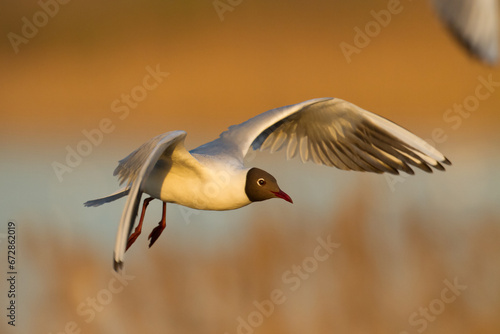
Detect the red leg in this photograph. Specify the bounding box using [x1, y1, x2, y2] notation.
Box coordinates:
[126, 197, 154, 251]
[148, 202, 166, 248]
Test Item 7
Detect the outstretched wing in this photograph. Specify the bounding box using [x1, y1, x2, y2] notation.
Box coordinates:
[113, 130, 187, 271]
[431, 0, 498, 64]
[194, 98, 450, 174]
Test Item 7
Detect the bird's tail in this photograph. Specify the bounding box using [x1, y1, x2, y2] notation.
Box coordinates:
[84, 187, 130, 207]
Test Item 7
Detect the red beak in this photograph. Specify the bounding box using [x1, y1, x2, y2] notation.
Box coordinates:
[272, 190, 293, 203]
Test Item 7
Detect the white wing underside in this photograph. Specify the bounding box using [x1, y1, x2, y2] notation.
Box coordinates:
[194, 98, 451, 175]
[432, 0, 499, 64]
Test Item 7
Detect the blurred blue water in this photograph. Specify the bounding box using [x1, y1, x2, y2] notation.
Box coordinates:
[1, 137, 498, 258]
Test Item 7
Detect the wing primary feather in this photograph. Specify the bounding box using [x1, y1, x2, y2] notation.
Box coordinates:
[362, 124, 436, 173]
[342, 141, 399, 174]
[319, 141, 350, 170]
[286, 133, 299, 159]
[347, 132, 412, 174]
[313, 142, 334, 167]
[299, 136, 309, 163]
[325, 140, 364, 171]
[411, 150, 442, 168]
[270, 131, 288, 153]
[304, 140, 323, 165]
[395, 148, 424, 165]
[362, 113, 447, 162]
[351, 130, 411, 165]
[348, 136, 408, 174]
[260, 132, 276, 151]
[371, 135, 433, 173]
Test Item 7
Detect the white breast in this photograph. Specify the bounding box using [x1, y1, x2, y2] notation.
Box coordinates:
[143, 154, 251, 211]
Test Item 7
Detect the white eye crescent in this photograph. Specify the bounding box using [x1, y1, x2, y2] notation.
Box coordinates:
[257, 178, 266, 186]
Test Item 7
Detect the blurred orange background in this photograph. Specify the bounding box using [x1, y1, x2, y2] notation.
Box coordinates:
[1, 1, 499, 333]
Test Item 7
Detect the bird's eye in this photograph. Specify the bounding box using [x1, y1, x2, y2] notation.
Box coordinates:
[257, 178, 266, 186]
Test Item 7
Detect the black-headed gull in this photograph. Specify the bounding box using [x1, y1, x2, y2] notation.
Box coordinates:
[431, 0, 498, 64]
[85, 98, 451, 271]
